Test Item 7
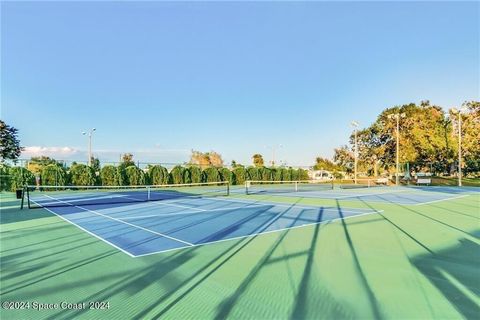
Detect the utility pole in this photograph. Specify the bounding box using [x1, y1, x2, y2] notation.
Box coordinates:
[82, 128, 96, 166]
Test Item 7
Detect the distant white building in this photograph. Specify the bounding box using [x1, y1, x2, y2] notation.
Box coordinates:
[308, 170, 333, 180]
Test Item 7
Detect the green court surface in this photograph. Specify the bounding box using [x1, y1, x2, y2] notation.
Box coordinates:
[1, 189, 479, 319]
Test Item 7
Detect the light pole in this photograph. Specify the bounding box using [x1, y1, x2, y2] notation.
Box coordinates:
[451, 107, 466, 187]
[266, 144, 283, 167]
[351, 121, 359, 184]
[82, 128, 96, 166]
[388, 113, 406, 186]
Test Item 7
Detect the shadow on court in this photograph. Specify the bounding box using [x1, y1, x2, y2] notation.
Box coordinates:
[412, 237, 480, 319]
[1, 197, 388, 319]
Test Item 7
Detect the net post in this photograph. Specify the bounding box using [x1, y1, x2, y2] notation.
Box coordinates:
[226, 181, 230, 196]
[294, 181, 298, 192]
[147, 186, 151, 201]
[20, 186, 25, 210]
[26, 185, 31, 209]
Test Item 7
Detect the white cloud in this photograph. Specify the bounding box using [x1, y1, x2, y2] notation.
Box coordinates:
[20, 146, 190, 163]
[22, 146, 81, 158]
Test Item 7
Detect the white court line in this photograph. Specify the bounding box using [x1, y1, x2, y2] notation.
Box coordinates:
[119, 204, 379, 221]
[414, 194, 470, 206]
[30, 199, 136, 257]
[195, 196, 379, 213]
[332, 188, 409, 199]
[42, 194, 193, 247]
[117, 204, 272, 220]
[134, 209, 382, 258]
[119, 195, 206, 212]
[36, 194, 383, 258]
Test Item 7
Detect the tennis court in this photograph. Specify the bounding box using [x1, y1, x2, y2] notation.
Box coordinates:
[2, 181, 479, 319]
[237, 181, 479, 205]
[25, 186, 380, 257]
[21, 183, 478, 258]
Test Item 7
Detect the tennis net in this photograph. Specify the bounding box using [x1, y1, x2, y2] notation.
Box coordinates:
[24, 181, 230, 209]
[245, 180, 334, 195]
[335, 178, 384, 189]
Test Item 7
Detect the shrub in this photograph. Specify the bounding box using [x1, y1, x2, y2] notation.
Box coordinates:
[246, 167, 259, 181]
[258, 167, 272, 181]
[100, 165, 118, 186]
[169, 166, 185, 184]
[148, 165, 169, 185]
[232, 166, 246, 185]
[275, 168, 288, 181]
[3, 167, 35, 191]
[41, 164, 67, 186]
[297, 168, 309, 180]
[284, 168, 299, 181]
[188, 166, 202, 183]
[219, 167, 234, 184]
[69, 164, 96, 186]
[125, 166, 145, 185]
[116, 164, 128, 186]
[183, 167, 192, 184]
[202, 167, 220, 183]
[0, 165, 10, 191]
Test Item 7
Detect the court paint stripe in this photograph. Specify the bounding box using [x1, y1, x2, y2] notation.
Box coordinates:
[118, 205, 380, 221]
[134, 209, 381, 258]
[120, 195, 206, 212]
[413, 194, 470, 206]
[117, 204, 272, 220]
[190, 196, 384, 213]
[333, 188, 409, 199]
[31, 199, 136, 257]
[42, 195, 194, 247]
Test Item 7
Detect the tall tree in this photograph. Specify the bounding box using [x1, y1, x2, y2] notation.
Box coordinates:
[252, 154, 264, 167]
[0, 120, 22, 162]
[122, 153, 135, 166]
[189, 150, 224, 168]
[90, 157, 101, 172]
[27, 156, 63, 175]
[333, 146, 354, 173]
[313, 157, 339, 171]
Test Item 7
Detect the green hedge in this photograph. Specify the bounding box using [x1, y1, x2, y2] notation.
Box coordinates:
[219, 167, 235, 184]
[274, 168, 288, 181]
[100, 165, 118, 186]
[183, 168, 192, 184]
[287, 168, 298, 181]
[202, 167, 220, 183]
[0, 165, 10, 191]
[125, 166, 145, 185]
[258, 167, 272, 181]
[297, 168, 309, 180]
[169, 166, 185, 184]
[148, 165, 169, 185]
[41, 164, 67, 186]
[1, 167, 35, 191]
[69, 164, 96, 186]
[116, 164, 128, 186]
[232, 166, 246, 185]
[246, 167, 259, 181]
[188, 166, 202, 184]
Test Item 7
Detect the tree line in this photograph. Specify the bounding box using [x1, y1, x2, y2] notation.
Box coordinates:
[314, 101, 480, 177]
[0, 156, 309, 191]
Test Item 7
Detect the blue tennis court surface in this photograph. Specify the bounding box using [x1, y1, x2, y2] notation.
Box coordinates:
[36, 196, 379, 257]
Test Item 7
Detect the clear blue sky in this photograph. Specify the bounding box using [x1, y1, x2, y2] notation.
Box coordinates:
[2, 1, 479, 166]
